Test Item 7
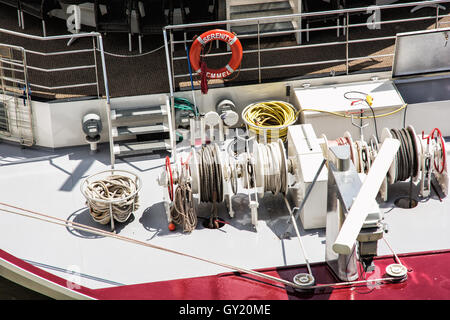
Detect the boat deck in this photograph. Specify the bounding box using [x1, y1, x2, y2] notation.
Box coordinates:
[0, 137, 449, 292]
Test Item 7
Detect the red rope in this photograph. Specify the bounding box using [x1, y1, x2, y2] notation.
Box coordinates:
[431, 128, 446, 174]
[165, 156, 174, 201]
[200, 60, 208, 94]
[200, 46, 208, 94]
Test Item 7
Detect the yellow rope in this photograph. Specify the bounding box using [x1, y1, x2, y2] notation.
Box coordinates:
[243, 101, 298, 142]
[243, 101, 407, 142]
[298, 104, 407, 119]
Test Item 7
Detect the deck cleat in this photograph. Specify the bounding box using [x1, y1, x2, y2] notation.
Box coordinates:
[385, 264, 408, 281]
[293, 273, 316, 290]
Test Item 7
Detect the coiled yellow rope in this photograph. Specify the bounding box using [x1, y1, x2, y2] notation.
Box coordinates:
[242, 101, 298, 142]
[85, 175, 139, 225]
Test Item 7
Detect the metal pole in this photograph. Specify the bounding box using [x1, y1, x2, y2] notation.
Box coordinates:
[346, 12, 349, 75]
[257, 20, 261, 83]
[92, 37, 100, 98]
[283, 196, 313, 276]
[163, 28, 177, 162]
[96, 34, 114, 169]
[436, 5, 440, 29]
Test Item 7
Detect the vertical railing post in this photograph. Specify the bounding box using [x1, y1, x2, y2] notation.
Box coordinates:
[21, 48, 33, 146]
[436, 5, 440, 29]
[163, 27, 177, 163]
[257, 20, 261, 84]
[96, 33, 114, 169]
[170, 30, 176, 96]
[346, 12, 349, 75]
[92, 37, 100, 98]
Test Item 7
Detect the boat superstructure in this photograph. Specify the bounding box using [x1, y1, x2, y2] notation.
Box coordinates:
[0, 1, 450, 301]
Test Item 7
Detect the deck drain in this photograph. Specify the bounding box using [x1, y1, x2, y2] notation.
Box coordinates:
[394, 197, 418, 209]
[202, 218, 226, 229]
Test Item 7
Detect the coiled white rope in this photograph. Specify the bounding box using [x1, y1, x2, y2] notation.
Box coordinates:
[258, 141, 287, 195]
[84, 175, 139, 224]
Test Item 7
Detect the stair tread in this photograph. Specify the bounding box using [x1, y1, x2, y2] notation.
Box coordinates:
[114, 123, 169, 136]
[114, 139, 170, 155]
[229, 0, 289, 6]
[112, 105, 166, 119]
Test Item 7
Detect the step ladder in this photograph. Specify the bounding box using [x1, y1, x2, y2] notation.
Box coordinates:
[110, 96, 173, 159]
[0, 45, 34, 147]
[225, 0, 302, 44]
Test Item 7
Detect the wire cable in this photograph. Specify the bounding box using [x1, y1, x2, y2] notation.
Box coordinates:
[343, 91, 379, 142]
[390, 128, 417, 183]
[198, 144, 223, 203]
[299, 104, 407, 120]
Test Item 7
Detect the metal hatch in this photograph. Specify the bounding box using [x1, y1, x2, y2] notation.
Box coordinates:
[392, 27, 450, 78]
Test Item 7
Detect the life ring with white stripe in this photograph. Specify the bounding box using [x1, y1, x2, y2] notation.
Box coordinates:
[189, 29, 243, 79]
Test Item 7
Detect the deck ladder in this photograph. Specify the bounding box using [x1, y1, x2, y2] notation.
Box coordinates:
[0, 44, 34, 147]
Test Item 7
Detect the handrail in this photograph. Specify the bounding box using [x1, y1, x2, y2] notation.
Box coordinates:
[0, 28, 114, 169]
[162, 0, 450, 163]
[163, 0, 450, 85]
[164, 0, 450, 31]
[0, 28, 110, 100]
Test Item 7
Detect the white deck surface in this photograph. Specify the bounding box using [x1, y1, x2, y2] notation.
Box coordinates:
[0, 139, 449, 290]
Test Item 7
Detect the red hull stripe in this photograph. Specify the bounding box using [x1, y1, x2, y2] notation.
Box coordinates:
[1, 248, 450, 300]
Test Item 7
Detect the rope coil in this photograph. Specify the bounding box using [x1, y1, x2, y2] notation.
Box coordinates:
[81, 171, 141, 225]
[169, 155, 198, 233]
[242, 101, 298, 142]
[390, 128, 418, 183]
[257, 141, 287, 195]
[198, 144, 223, 203]
[170, 184, 197, 233]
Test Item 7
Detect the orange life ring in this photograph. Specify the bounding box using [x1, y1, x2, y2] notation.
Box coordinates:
[189, 29, 243, 79]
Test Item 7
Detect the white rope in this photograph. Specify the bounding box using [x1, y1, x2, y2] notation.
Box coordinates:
[0, 202, 404, 292]
[170, 184, 197, 233]
[259, 141, 286, 195]
[97, 45, 165, 58]
[84, 175, 139, 224]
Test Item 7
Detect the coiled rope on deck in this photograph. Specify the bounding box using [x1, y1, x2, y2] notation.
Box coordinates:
[242, 101, 298, 142]
[84, 175, 139, 224]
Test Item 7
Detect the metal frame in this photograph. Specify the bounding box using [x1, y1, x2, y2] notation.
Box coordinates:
[0, 28, 114, 168]
[0, 44, 33, 146]
[164, 0, 450, 86]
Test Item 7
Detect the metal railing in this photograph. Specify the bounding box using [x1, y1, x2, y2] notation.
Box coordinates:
[0, 43, 33, 146]
[161, 0, 450, 162]
[163, 0, 450, 91]
[0, 29, 114, 168]
[0, 28, 107, 96]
